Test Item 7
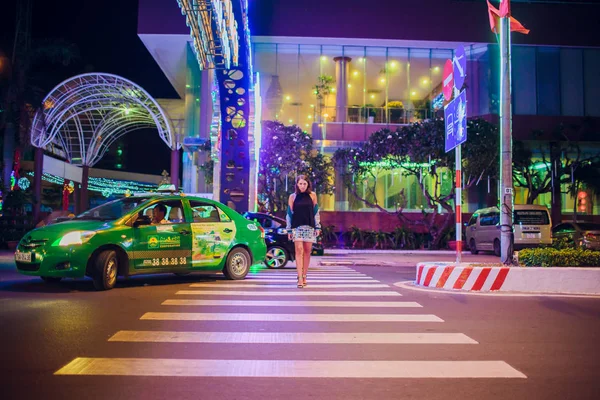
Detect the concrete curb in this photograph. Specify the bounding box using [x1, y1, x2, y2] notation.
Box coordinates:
[416, 262, 600, 295]
[326, 249, 466, 255]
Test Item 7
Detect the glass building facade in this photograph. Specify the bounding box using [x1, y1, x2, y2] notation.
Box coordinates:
[252, 38, 600, 216]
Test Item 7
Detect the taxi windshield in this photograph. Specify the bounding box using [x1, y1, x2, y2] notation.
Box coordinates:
[75, 197, 152, 221]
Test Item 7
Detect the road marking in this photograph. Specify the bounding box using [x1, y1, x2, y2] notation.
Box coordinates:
[55, 358, 525, 378]
[176, 290, 402, 297]
[140, 312, 443, 322]
[239, 279, 380, 283]
[250, 273, 368, 277]
[109, 331, 474, 344]
[189, 283, 390, 288]
[394, 280, 600, 299]
[162, 299, 421, 307]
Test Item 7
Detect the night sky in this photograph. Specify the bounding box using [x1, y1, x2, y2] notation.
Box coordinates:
[1, 0, 178, 176]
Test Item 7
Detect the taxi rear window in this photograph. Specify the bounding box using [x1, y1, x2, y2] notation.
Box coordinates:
[514, 210, 550, 225]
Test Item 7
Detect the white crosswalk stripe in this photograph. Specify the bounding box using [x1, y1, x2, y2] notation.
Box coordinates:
[140, 312, 444, 322]
[55, 358, 526, 378]
[176, 290, 403, 296]
[236, 279, 379, 283]
[189, 283, 390, 288]
[161, 299, 421, 307]
[108, 331, 476, 344]
[54, 264, 527, 380]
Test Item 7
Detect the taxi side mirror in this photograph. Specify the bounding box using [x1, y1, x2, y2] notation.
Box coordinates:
[134, 215, 152, 227]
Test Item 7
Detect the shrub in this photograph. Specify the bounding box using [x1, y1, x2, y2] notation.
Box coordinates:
[518, 248, 600, 267]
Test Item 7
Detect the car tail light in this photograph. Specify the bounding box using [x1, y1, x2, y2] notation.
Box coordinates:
[258, 226, 265, 238]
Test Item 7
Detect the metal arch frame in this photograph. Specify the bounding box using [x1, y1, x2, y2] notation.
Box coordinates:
[31, 73, 178, 167]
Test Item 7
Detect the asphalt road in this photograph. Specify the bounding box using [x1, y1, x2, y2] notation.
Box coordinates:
[1, 252, 599, 400]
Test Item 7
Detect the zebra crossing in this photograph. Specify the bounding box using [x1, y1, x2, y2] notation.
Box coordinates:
[54, 265, 527, 379]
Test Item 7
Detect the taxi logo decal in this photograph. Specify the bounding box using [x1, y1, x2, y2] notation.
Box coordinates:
[148, 235, 181, 249]
[148, 236, 159, 249]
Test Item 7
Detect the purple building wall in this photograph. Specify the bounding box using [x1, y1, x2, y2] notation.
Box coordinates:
[139, 0, 600, 47]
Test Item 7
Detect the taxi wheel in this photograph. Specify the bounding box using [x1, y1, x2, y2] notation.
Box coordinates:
[469, 239, 478, 255]
[41, 276, 62, 283]
[493, 239, 501, 257]
[224, 247, 250, 280]
[265, 246, 288, 269]
[92, 250, 119, 291]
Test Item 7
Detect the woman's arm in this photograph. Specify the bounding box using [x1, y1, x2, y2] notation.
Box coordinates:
[310, 193, 321, 230]
[286, 193, 295, 230]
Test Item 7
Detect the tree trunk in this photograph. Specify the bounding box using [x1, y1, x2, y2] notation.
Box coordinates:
[2, 122, 16, 192]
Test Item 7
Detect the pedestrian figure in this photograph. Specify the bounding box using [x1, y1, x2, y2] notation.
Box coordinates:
[286, 175, 321, 288]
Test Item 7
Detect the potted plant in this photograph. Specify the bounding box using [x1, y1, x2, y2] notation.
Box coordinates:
[360, 104, 376, 123]
[387, 100, 404, 123]
[314, 75, 334, 123]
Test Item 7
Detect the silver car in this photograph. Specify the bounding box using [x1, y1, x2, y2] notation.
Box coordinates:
[552, 222, 600, 250]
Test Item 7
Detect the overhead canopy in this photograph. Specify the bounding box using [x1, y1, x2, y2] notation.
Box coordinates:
[30, 73, 179, 167]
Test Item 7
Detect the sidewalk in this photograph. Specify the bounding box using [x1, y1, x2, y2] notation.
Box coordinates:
[325, 249, 467, 255]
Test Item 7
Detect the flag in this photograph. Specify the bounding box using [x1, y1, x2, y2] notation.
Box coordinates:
[487, 0, 529, 35]
[509, 16, 530, 35]
[487, 0, 500, 34]
[499, 0, 510, 17]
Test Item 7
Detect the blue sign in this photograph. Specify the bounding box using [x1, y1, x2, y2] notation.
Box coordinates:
[444, 90, 467, 152]
[453, 45, 467, 90]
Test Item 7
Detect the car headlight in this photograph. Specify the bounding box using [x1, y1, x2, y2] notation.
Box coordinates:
[56, 231, 96, 246]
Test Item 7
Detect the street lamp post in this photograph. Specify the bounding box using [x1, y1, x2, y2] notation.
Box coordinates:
[499, 13, 514, 264]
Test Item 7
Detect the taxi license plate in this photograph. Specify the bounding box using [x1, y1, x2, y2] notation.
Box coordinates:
[524, 233, 539, 239]
[15, 252, 32, 262]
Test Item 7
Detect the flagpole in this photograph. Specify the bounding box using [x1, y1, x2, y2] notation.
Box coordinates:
[499, 5, 514, 264]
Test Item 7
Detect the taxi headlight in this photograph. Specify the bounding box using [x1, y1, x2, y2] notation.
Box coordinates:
[56, 231, 96, 246]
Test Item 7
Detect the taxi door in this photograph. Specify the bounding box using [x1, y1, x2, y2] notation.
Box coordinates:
[132, 199, 192, 270]
[188, 200, 237, 268]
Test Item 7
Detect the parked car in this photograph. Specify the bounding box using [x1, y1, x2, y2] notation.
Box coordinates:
[14, 193, 267, 290]
[466, 204, 552, 256]
[552, 221, 600, 250]
[243, 212, 324, 268]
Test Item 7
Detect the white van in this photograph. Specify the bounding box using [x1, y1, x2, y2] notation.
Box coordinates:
[465, 204, 552, 256]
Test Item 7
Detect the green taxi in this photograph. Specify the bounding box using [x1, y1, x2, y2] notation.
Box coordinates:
[14, 194, 267, 290]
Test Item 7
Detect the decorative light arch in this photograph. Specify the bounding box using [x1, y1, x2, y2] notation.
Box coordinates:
[31, 73, 178, 167]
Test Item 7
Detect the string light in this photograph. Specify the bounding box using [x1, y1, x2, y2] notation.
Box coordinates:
[27, 172, 159, 197]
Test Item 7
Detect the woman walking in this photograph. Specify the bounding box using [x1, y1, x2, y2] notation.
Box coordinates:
[286, 175, 321, 288]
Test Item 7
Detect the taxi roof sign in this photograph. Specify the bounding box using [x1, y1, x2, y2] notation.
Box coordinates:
[156, 184, 178, 193]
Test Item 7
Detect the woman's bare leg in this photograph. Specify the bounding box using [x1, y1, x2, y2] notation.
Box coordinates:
[302, 241, 312, 285]
[295, 241, 304, 286]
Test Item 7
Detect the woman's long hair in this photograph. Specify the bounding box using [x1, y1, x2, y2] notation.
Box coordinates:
[294, 174, 312, 195]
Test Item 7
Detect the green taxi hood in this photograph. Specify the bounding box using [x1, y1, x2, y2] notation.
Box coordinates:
[27, 219, 115, 239]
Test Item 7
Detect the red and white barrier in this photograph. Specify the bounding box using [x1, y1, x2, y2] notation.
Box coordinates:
[416, 262, 600, 295]
[416, 263, 510, 292]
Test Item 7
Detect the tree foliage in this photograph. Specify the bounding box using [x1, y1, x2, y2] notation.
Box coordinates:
[333, 118, 499, 248]
[513, 128, 600, 204]
[258, 121, 334, 215]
